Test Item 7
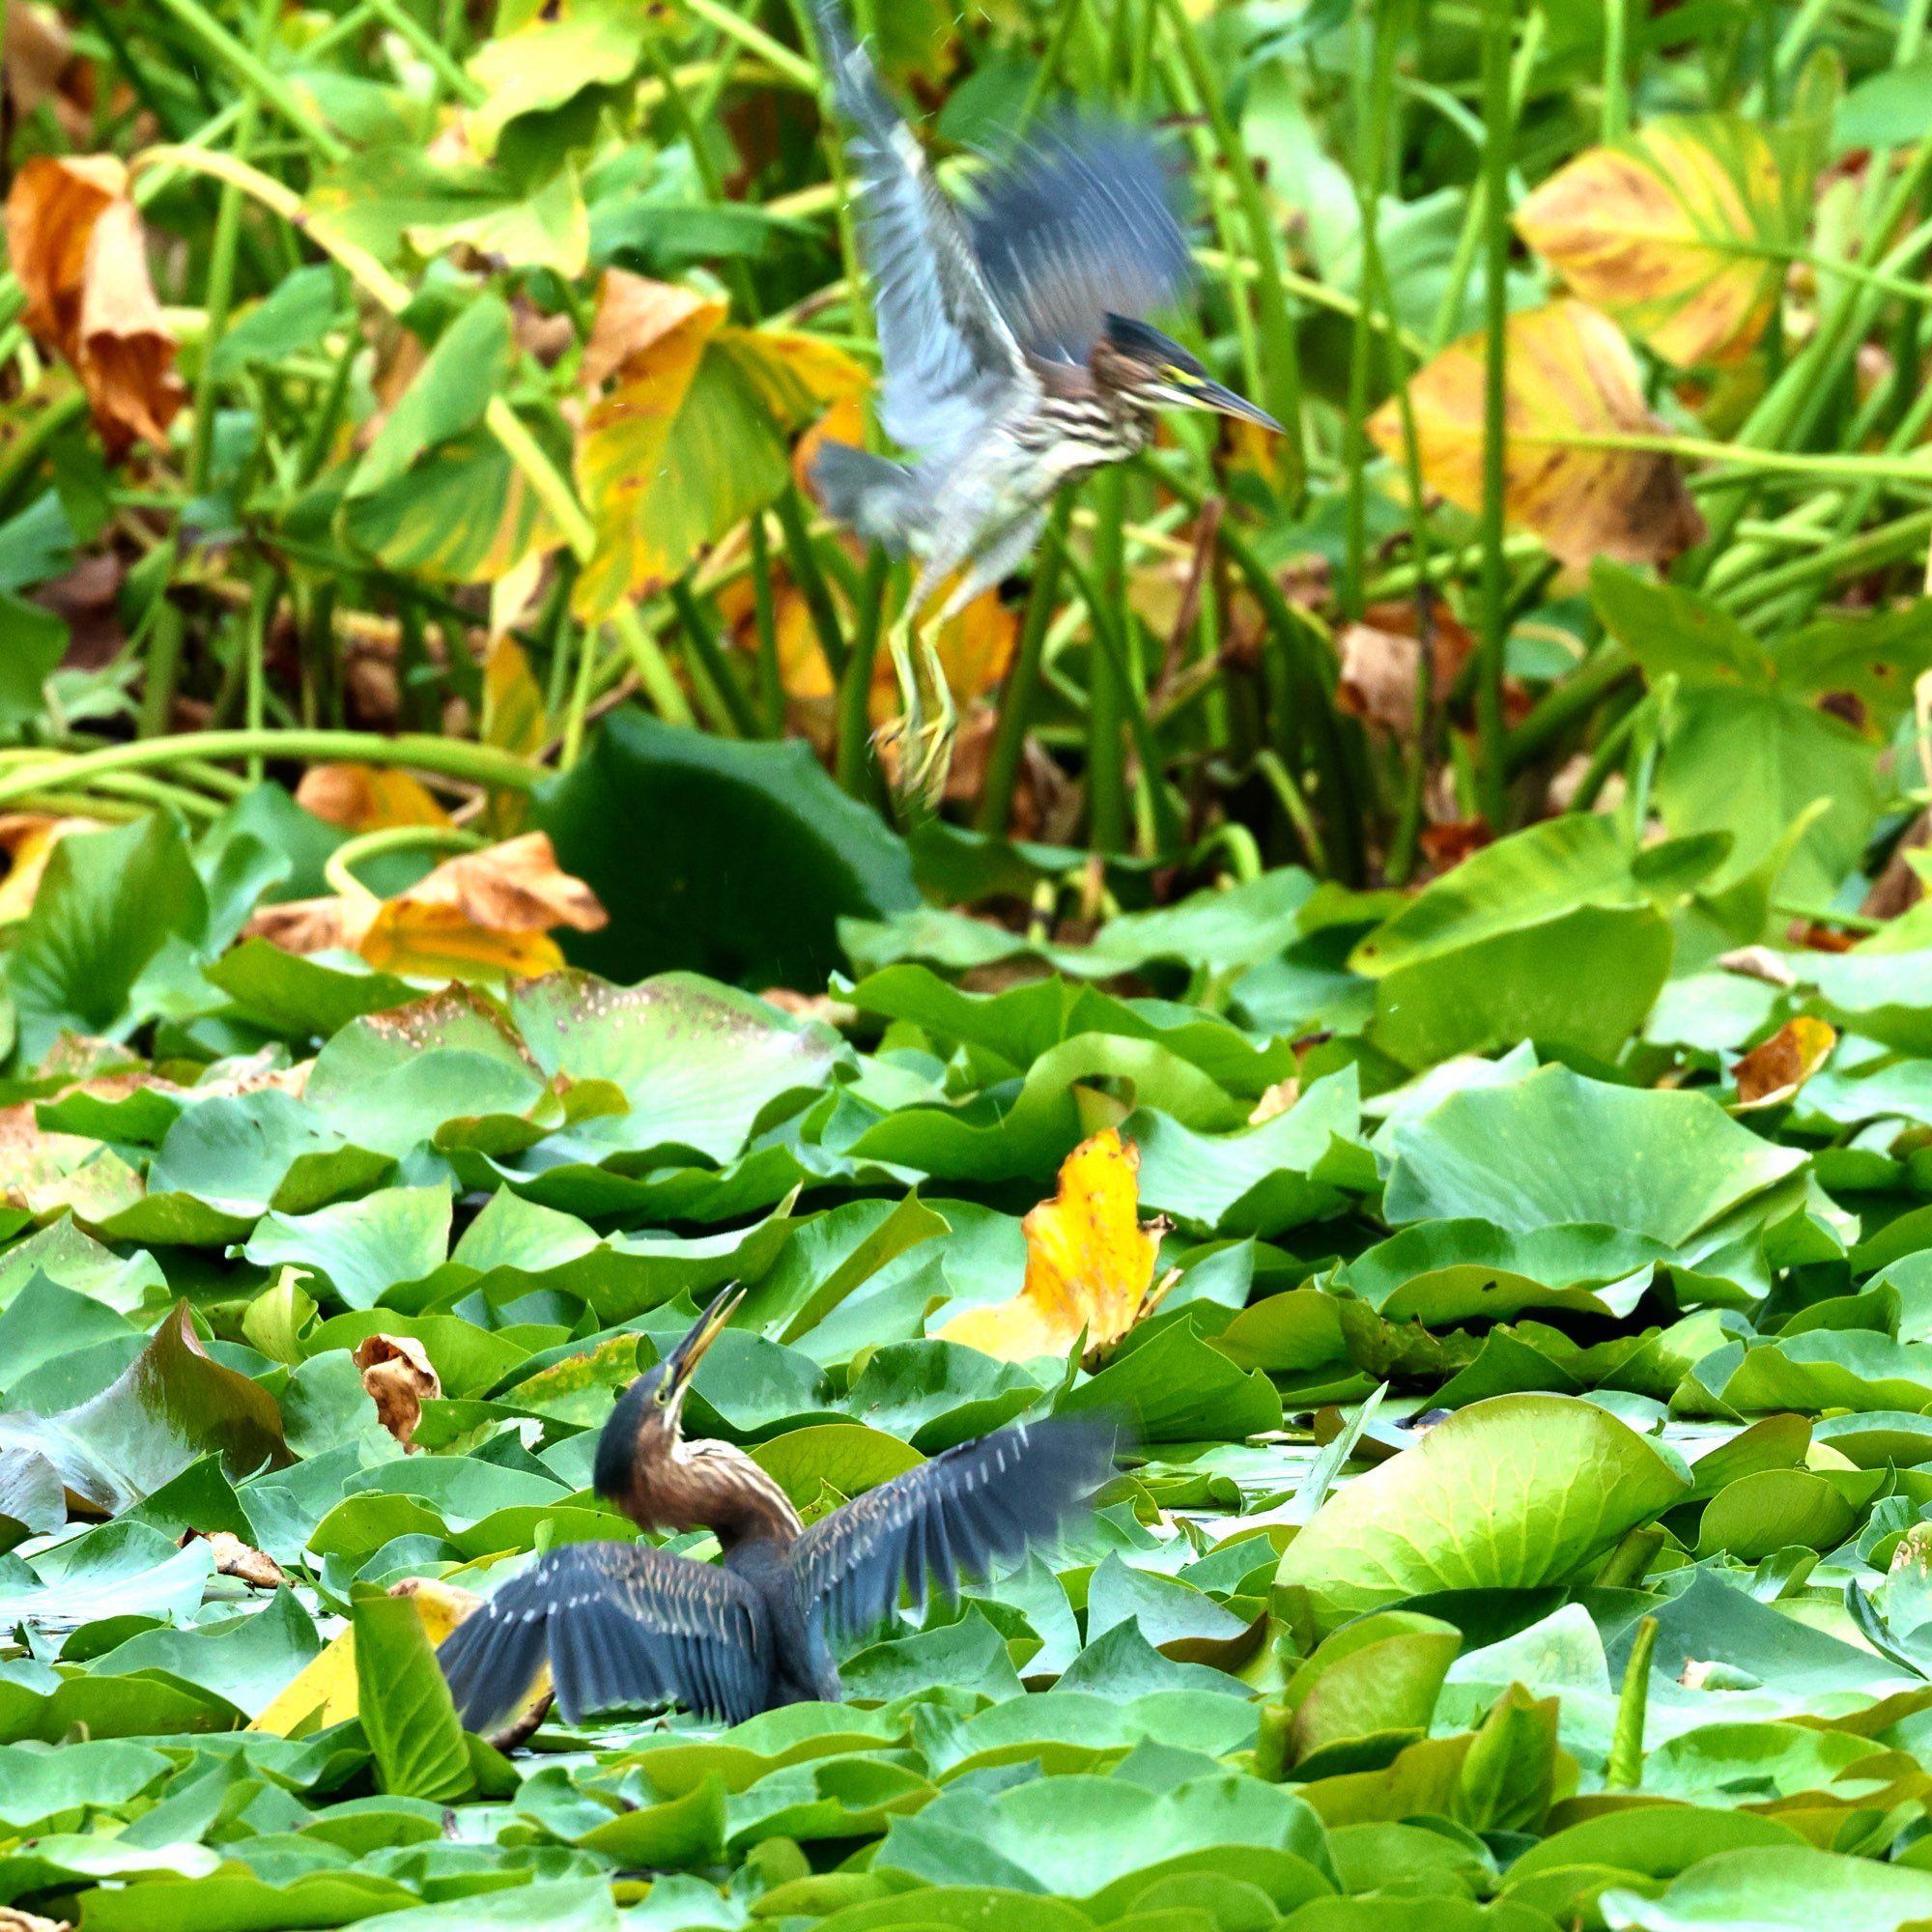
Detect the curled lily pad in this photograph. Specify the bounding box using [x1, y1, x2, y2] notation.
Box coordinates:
[0, 1302, 290, 1511]
[1275, 1395, 1690, 1635]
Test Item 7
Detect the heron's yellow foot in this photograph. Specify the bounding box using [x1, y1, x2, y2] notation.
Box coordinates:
[874, 609, 955, 822]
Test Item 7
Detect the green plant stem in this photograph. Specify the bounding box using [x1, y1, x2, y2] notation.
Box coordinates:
[0, 391, 87, 516]
[1085, 470, 1130, 852]
[1730, 509, 1932, 615]
[1605, 1615, 1659, 1791]
[325, 824, 486, 900]
[1602, 0, 1629, 140]
[669, 580, 757, 737]
[773, 489, 849, 683]
[748, 516, 784, 734]
[1473, 0, 1514, 832]
[0, 732, 543, 811]
[143, 0, 271, 740]
[835, 552, 891, 800]
[361, 0, 482, 104]
[1250, 749, 1327, 874]
[1342, 4, 1398, 623]
[1504, 643, 1632, 771]
[1145, 456, 1362, 879]
[1060, 542, 1180, 855]
[980, 498, 1072, 836]
[684, 0, 816, 88]
[141, 143, 694, 728]
[1158, 0, 1304, 499]
[151, 0, 347, 159]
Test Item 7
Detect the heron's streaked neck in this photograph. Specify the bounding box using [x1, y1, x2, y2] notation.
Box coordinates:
[674, 1437, 805, 1553]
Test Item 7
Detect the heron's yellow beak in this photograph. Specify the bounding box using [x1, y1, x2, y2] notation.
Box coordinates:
[661, 1282, 745, 1404]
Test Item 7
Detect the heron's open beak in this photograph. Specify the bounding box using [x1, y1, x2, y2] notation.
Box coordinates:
[1195, 378, 1283, 435]
[662, 1283, 744, 1405]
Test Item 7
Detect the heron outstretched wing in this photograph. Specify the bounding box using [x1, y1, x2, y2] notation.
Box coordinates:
[437, 1541, 764, 1731]
[793, 1414, 1115, 1641]
[812, 0, 1035, 461]
[968, 116, 1198, 367]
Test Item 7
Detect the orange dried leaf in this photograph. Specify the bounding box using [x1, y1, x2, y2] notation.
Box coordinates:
[1370, 299, 1706, 571]
[6, 155, 183, 454]
[296, 764, 453, 833]
[354, 1333, 441, 1449]
[1732, 1016, 1835, 1111]
[937, 1129, 1162, 1362]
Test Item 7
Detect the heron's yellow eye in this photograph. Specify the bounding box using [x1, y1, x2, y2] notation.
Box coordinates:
[653, 1382, 671, 1407]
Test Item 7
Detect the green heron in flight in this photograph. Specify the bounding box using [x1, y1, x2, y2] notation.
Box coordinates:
[437, 1286, 1115, 1731]
[809, 0, 1282, 816]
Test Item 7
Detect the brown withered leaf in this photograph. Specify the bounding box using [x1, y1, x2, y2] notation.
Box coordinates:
[395, 832, 607, 935]
[182, 1528, 288, 1590]
[354, 1333, 441, 1449]
[6, 155, 184, 454]
[1732, 1016, 1835, 1110]
[247, 833, 608, 984]
[1335, 599, 1475, 742]
[1371, 299, 1706, 572]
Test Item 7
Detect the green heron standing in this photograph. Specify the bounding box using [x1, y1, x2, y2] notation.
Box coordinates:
[437, 1286, 1115, 1731]
[809, 0, 1282, 814]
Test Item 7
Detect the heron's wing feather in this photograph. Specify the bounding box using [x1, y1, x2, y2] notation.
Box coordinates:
[813, 0, 1033, 461]
[969, 116, 1196, 365]
[437, 1541, 763, 1733]
[793, 1414, 1114, 1642]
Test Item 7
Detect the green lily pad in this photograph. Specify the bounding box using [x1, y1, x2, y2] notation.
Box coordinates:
[1275, 1395, 1690, 1634]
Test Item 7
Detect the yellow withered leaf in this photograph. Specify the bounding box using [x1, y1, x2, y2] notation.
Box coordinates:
[1371, 299, 1706, 572]
[251, 1577, 550, 1737]
[1515, 116, 1802, 368]
[296, 764, 453, 833]
[938, 1129, 1163, 1362]
[574, 272, 868, 622]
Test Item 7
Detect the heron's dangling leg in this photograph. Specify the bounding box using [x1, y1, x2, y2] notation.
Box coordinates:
[875, 509, 1047, 819]
[877, 592, 955, 822]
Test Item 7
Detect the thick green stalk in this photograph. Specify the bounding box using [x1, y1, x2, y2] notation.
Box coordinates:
[979, 501, 1072, 837]
[1060, 544, 1180, 854]
[749, 516, 784, 735]
[1602, 0, 1629, 141]
[0, 731, 543, 810]
[670, 580, 757, 737]
[773, 489, 849, 683]
[1473, 0, 1514, 831]
[835, 552, 891, 799]
[1158, 0, 1305, 499]
[1086, 470, 1129, 852]
[360, 0, 482, 104]
[1605, 1616, 1660, 1791]
[150, 0, 346, 159]
[1343, 6, 1400, 623]
[143, 0, 270, 739]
